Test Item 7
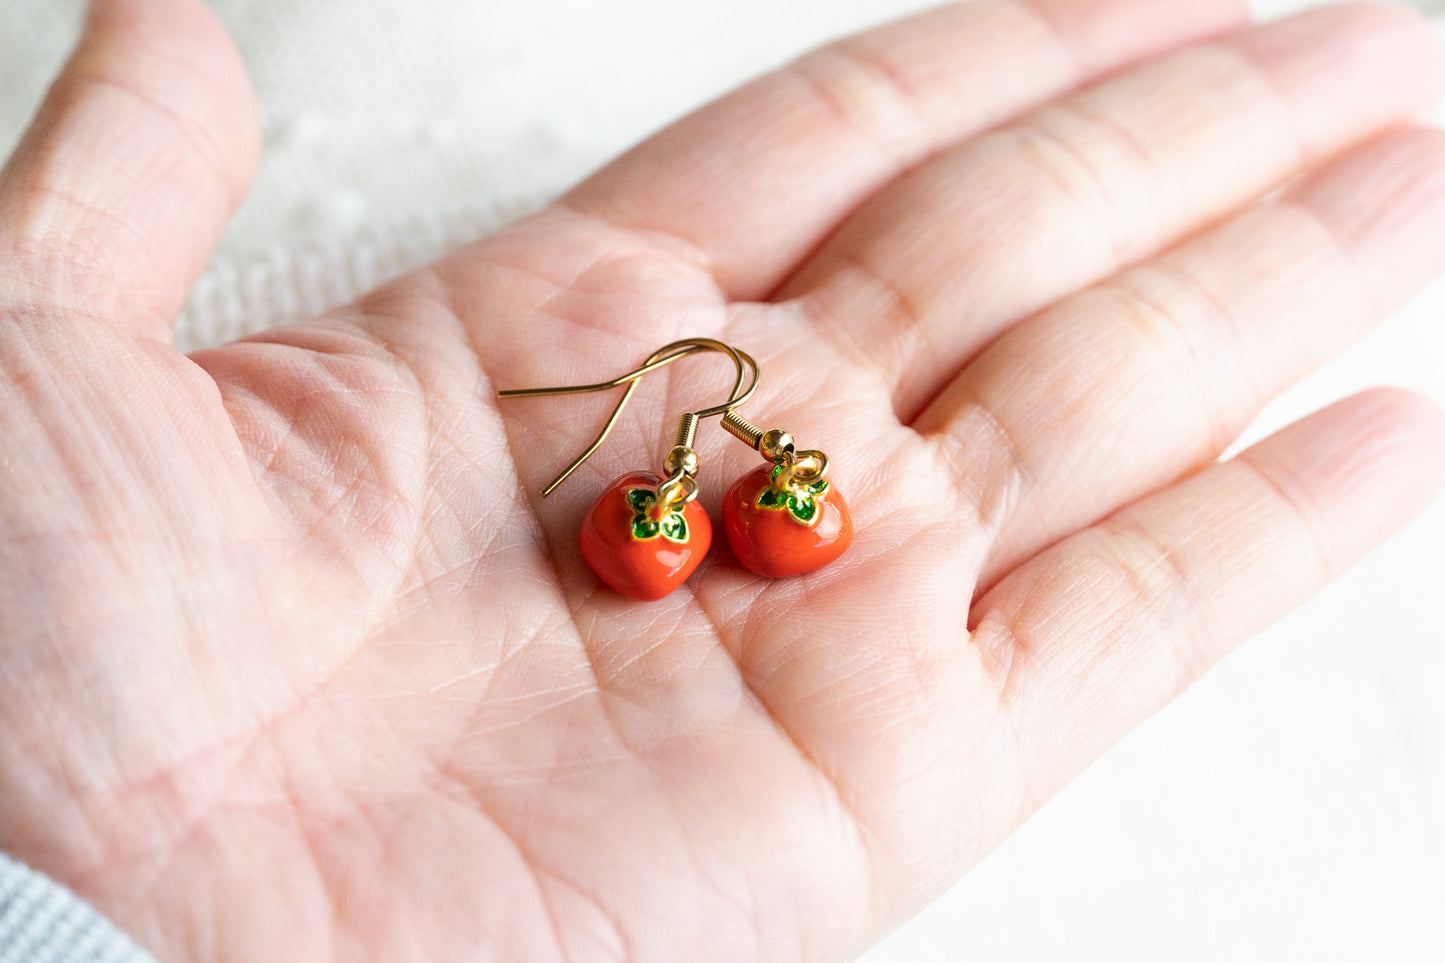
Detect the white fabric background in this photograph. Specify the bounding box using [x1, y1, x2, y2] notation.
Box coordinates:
[1, 1, 1443, 959]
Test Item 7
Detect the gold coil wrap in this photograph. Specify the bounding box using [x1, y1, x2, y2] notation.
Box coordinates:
[722, 410, 762, 449]
[674, 412, 700, 451]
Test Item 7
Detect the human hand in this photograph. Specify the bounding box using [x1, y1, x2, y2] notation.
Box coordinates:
[1, 0, 1443, 959]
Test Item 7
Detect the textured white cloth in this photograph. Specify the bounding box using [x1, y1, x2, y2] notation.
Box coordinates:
[0, 1, 1442, 960]
[0, 856, 154, 963]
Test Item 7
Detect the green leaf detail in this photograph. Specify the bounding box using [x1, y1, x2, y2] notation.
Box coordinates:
[660, 512, 688, 543]
[758, 463, 828, 523]
[625, 486, 688, 542]
[757, 488, 788, 510]
[787, 494, 818, 524]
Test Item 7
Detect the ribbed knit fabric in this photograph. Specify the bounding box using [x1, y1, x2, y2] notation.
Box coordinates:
[0, 856, 155, 963]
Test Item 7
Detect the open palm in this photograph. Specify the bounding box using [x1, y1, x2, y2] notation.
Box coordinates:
[2, 0, 1443, 959]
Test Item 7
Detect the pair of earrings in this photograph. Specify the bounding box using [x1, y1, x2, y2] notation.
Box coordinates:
[499, 338, 852, 600]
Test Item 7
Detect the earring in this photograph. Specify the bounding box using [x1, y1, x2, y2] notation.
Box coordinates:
[719, 411, 853, 578]
[498, 339, 759, 601]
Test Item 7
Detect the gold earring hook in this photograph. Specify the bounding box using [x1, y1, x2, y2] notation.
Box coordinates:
[498, 337, 760, 496]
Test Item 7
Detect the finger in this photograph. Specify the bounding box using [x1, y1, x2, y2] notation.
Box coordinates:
[920, 125, 1445, 588]
[785, 2, 1443, 419]
[969, 387, 1445, 815]
[0, 0, 259, 339]
[563, 0, 1248, 299]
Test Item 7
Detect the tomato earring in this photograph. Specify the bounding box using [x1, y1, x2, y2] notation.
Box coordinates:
[498, 339, 759, 601]
[719, 411, 853, 578]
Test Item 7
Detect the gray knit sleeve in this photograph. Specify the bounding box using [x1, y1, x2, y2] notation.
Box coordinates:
[0, 855, 157, 963]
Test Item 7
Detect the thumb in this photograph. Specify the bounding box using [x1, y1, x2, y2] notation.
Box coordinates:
[0, 0, 259, 341]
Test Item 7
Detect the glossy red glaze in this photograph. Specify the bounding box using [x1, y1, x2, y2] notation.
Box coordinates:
[722, 465, 852, 578]
[578, 471, 712, 601]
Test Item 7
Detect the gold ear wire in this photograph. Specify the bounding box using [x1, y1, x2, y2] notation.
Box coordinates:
[498, 337, 760, 496]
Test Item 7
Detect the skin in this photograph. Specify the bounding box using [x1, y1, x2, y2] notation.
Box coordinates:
[0, 0, 1442, 959]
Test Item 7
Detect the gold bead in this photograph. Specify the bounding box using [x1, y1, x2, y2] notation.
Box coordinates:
[759, 428, 795, 462]
[663, 445, 699, 477]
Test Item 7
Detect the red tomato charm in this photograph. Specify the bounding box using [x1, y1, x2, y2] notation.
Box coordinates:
[579, 472, 712, 601]
[722, 464, 852, 578]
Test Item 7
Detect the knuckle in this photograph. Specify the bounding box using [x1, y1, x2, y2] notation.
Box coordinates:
[1091, 262, 1256, 457]
[1004, 100, 1162, 262]
[786, 40, 929, 169]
